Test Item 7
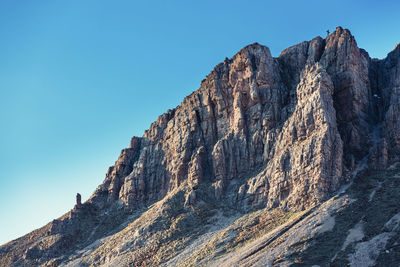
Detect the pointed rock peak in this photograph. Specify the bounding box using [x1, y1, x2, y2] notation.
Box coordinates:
[243, 42, 263, 49]
[213, 42, 272, 73]
[278, 36, 325, 62]
[238, 42, 271, 57]
[279, 40, 309, 57]
[331, 26, 352, 36]
[333, 26, 345, 34]
[312, 36, 324, 42]
[321, 26, 361, 65]
[326, 26, 356, 44]
[228, 42, 273, 71]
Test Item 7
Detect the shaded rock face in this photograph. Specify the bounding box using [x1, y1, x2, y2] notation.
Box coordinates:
[379, 44, 400, 156]
[1, 26, 399, 267]
[320, 27, 372, 162]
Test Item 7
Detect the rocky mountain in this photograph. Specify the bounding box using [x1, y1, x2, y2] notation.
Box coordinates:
[1, 26, 400, 266]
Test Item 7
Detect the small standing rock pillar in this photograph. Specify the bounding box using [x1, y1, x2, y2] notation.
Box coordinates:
[76, 193, 82, 207]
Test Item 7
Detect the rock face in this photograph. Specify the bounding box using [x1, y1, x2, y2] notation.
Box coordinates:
[1, 27, 399, 267]
[91, 34, 345, 211]
[245, 64, 343, 210]
[380, 44, 400, 155]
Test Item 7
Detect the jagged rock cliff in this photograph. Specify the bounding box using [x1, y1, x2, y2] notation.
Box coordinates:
[1, 27, 399, 267]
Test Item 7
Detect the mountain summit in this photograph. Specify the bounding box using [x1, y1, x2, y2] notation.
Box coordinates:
[2, 26, 400, 266]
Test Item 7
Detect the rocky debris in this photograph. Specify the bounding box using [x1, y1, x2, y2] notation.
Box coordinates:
[348, 232, 393, 267]
[1, 27, 400, 267]
[341, 221, 365, 251]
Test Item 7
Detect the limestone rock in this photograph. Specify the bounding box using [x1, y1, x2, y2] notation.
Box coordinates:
[320, 27, 372, 164]
[2, 27, 400, 267]
[245, 64, 343, 210]
[83, 27, 397, 211]
[381, 44, 400, 156]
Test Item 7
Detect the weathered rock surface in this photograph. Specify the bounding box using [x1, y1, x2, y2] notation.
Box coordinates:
[245, 64, 343, 210]
[1, 27, 399, 267]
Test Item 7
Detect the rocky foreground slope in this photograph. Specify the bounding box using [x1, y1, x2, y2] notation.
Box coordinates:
[1, 27, 400, 266]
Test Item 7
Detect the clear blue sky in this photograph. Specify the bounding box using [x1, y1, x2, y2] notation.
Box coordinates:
[0, 0, 399, 245]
